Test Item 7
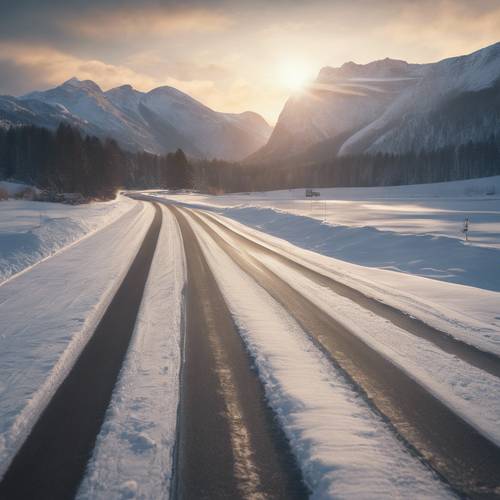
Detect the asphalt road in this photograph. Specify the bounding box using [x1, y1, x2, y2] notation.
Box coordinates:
[169, 204, 500, 499]
[169, 205, 307, 500]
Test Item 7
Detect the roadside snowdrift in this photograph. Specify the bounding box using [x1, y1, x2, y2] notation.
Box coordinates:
[0, 195, 135, 284]
[0, 201, 153, 479]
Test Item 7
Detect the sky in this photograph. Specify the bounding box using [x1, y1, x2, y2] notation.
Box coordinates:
[0, 0, 499, 123]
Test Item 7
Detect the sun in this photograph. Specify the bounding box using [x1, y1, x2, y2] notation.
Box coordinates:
[280, 60, 311, 91]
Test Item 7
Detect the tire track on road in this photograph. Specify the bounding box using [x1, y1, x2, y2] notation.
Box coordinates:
[169, 205, 307, 500]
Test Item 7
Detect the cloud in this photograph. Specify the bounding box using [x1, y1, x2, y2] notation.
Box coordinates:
[373, 0, 500, 61]
[0, 43, 162, 93]
[66, 6, 233, 39]
[0, 42, 224, 113]
[0, 0, 499, 123]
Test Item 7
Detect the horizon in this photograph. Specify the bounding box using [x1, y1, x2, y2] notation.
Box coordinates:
[1, 0, 500, 123]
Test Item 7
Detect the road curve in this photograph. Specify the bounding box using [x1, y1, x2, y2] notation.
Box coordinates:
[0, 203, 162, 500]
[169, 205, 308, 500]
[172, 204, 500, 499]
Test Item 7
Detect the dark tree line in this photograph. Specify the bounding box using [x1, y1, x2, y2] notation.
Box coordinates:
[193, 135, 500, 193]
[1, 123, 499, 198]
[0, 124, 192, 198]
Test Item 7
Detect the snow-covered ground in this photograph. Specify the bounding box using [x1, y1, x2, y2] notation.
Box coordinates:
[0, 181, 38, 198]
[0, 200, 153, 478]
[148, 177, 500, 353]
[149, 176, 500, 291]
[0, 194, 136, 284]
[78, 205, 185, 499]
[187, 212, 454, 498]
[200, 210, 500, 355]
[0, 177, 498, 496]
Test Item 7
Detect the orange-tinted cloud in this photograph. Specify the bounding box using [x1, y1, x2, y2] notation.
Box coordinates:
[66, 6, 233, 39]
[0, 1, 499, 123]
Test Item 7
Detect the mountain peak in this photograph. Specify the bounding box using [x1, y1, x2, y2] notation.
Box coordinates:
[116, 84, 134, 92]
[148, 85, 183, 96]
[106, 84, 142, 96]
[61, 77, 102, 93]
[317, 57, 417, 82]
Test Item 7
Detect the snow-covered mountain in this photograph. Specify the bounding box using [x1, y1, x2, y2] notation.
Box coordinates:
[0, 94, 94, 133]
[0, 78, 272, 161]
[251, 42, 500, 163]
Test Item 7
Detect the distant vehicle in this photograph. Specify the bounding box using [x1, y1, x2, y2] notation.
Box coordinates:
[305, 189, 320, 197]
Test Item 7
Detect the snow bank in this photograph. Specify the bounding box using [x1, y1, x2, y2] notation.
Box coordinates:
[187, 212, 453, 499]
[0, 201, 153, 479]
[0, 195, 135, 284]
[203, 205, 500, 291]
[77, 206, 185, 499]
[0, 181, 37, 198]
[202, 211, 500, 357]
[199, 212, 500, 447]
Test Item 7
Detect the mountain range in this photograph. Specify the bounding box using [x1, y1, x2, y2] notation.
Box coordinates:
[0, 79, 271, 161]
[0, 42, 499, 165]
[251, 42, 500, 164]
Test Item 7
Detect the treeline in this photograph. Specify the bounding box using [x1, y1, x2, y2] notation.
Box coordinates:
[1, 123, 499, 198]
[0, 124, 192, 198]
[193, 135, 500, 193]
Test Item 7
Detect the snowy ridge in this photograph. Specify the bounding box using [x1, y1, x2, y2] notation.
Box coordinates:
[77, 206, 185, 499]
[186, 211, 454, 499]
[0, 201, 153, 479]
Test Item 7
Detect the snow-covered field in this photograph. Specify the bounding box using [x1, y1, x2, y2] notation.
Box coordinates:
[149, 176, 500, 291]
[0, 193, 136, 283]
[150, 176, 500, 356]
